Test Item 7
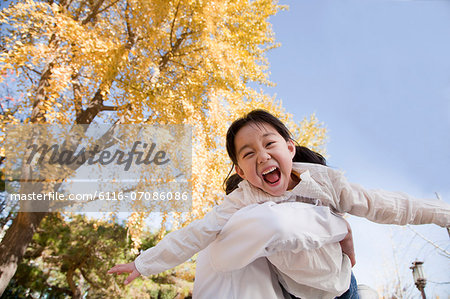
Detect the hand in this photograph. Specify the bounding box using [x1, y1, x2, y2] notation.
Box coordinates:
[107, 262, 141, 285]
[339, 219, 356, 267]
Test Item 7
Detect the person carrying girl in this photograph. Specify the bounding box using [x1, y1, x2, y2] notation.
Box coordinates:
[108, 109, 450, 298]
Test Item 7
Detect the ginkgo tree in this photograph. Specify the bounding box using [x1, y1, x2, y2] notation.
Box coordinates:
[0, 0, 327, 294]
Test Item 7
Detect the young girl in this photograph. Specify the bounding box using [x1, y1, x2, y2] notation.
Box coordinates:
[108, 109, 450, 298]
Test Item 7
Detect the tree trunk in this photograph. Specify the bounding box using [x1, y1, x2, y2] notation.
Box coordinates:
[0, 211, 47, 295]
[67, 267, 81, 299]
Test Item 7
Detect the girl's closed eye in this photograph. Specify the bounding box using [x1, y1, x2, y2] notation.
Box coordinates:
[242, 151, 254, 158]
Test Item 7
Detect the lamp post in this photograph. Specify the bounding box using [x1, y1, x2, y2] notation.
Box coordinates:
[410, 261, 427, 299]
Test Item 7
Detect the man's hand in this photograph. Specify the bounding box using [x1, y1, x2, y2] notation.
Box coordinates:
[339, 219, 356, 267]
[107, 262, 141, 285]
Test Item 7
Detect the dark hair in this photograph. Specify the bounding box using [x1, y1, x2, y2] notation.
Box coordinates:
[224, 109, 326, 194]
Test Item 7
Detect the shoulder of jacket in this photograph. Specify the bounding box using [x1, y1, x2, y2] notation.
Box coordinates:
[292, 162, 346, 182]
[227, 185, 244, 198]
[223, 184, 247, 205]
[292, 162, 328, 174]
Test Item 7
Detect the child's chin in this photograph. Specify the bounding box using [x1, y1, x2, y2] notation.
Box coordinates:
[262, 182, 284, 196]
[264, 188, 283, 197]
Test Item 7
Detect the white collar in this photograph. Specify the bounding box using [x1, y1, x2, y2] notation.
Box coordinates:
[236, 164, 315, 204]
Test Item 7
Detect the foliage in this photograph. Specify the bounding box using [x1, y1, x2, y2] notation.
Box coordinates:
[4, 213, 195, 298]
[0, 0, 326, 242]
[0, 0, 328, 294]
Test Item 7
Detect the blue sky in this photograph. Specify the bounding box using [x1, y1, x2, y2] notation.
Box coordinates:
[263, 0, 450, 296]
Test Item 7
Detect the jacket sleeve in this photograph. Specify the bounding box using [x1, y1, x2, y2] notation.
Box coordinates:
[327, 168, 450, 227]
[134, 191, 243, 276]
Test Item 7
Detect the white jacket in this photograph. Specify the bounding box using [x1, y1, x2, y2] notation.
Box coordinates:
[194, 201, 351, 299]
[135, 162, 450, 297]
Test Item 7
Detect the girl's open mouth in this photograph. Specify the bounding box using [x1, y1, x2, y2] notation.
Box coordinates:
[262, 166, 281, 184]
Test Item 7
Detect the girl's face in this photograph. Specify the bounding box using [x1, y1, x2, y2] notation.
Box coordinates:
[234, 122, 296, 196]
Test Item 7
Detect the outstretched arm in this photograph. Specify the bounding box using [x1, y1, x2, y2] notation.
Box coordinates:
[328, 168, 450, 227]
[107, 190, 244, 283]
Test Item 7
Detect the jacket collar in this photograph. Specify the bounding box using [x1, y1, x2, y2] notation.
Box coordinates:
[237, 163, 314, 204]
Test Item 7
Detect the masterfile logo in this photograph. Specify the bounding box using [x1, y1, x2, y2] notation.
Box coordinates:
[4, 124, 192, 213]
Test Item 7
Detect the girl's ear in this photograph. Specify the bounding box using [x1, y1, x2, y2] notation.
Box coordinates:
[235, 165, 246, 179]
[287, 139, 296, 159]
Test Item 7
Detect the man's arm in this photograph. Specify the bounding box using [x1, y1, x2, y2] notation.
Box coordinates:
[339, 219, 356, 267]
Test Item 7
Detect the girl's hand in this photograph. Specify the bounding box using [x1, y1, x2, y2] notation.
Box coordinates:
[339, 219, 356, 267]
[107, 262, 141, 285]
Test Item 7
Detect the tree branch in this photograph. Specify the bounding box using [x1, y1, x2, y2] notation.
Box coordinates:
[71, 72, 83, 117]
[124, 0, 136, 49]
[100, 103, 133, 112]
[407, 225, 450, 258]
[97, 0, 121, 15]
[80, 267, 102, 288]
[159, 30, 195, 72]
[66, 266, 81, 299]
[81, 0, 106, 25]
[170, 1, 181, 48]
[74, 88, 103, 124]
[22, 65, 42, 76]
[21, 67, 37, 86]
[31, 61, 54, 123]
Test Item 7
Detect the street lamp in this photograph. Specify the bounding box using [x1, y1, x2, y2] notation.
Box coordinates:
[410, 261, 427, 299]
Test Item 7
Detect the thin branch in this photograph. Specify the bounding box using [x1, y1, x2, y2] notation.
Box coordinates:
[21, 67, 37, 86]
[81, 0, 106, 25]
[170, 1, 181, 48]
[97, 0, 121, 15]
[427, 280, 450, 285]
[171, 46, 205, 58]
[124, 0, 136, 49]
[73, 1, 86, 21]
[80, 267, 102, 289]
[159, 25, 196, 71]
[66, 0, 76, 9]
[170, 59, 198, 71]
[406, 225, 450, 258]
[22, 65, 42, 76]
[71, 72, 83, 117]
[100, 104, 122, 111]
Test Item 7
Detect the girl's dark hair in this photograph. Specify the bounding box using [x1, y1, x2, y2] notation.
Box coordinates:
[224, 109, 326, 195]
